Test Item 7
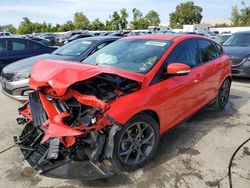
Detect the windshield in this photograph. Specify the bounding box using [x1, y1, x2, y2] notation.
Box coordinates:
[52, 40, 93, 56]
[223, 33, 250, 46]
[84, 39, 171, 74]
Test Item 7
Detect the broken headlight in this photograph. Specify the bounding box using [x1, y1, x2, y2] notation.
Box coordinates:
[13, 72, 30, 81]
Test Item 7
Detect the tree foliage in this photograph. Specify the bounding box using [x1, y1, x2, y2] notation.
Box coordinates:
[145, 10, 161, 26]
[106, 8, 128, 30]
[130, 8, 150, 29]
[169, 1, 203, 29]
[91, 18, 105, 30]
[1, 8, 162, 34]
[231, 1, 250, 26]
[73, 12, 90, 30]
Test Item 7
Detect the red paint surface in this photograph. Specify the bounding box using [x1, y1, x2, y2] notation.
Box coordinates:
[23, 34, 231, 142]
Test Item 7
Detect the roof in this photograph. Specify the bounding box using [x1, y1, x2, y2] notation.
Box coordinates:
[78, 36, 121, 41]
[124, 34, 209, 41]
[235, 30, 250, 34]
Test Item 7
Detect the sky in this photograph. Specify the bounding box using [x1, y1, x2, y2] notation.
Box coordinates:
[0, 0, 247, 27]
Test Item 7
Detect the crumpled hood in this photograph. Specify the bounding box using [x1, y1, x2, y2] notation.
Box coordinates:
[29, 59, 144, 96]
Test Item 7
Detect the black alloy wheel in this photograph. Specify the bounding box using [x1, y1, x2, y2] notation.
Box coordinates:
[112, 114, 159, 171]
[215, 78, 231, 109]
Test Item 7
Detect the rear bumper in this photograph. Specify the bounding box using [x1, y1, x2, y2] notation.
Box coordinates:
[0, 78, 31, 101]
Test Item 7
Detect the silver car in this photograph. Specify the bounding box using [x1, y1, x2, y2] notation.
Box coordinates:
[0, 36, 120, 101]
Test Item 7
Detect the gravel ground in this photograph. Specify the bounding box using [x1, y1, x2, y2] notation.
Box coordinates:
[0, 78, 249, 188]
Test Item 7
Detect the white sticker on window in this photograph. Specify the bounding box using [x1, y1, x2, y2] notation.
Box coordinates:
[81, 41, 92, 44]
[145, 41, 167, 47]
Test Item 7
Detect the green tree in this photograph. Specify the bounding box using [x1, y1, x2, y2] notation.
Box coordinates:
[73, 12, 90, 30]
[17, 17, 33, 34]
[145, 10, 161, 26]
[169, 1, 203, 29]
[231, 6, 240, 26]
[59, 21, 75, 32]
[132, 8, 143, 20]
[231, 1, 250, 26]
[104, 20, 112, 30]
[119, 8, 129, 29]
[110, 11, 121, 30]
[91, 18, 105, 30]
[108, 8, 128, 30]
[130, 8, 150, 29]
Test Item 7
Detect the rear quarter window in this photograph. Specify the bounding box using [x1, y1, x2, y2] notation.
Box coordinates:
[197, 39, 219, 62]
[29, 41, 41, 50]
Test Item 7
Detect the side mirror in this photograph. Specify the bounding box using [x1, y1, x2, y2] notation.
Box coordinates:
[167, 63, 191, 76]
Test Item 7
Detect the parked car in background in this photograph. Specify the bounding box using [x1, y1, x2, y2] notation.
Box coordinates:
[107, 31, 125, 37]
[0, 37, 56, 71]
[64, 33, 93, 44]
[212, 34, 231, 44]
[0, 32, 11, 37]
[25, 36, 52, 46]
[38, 33, 58, 46]
[223, 31, 250, 77]
[99, 31, 112, 36]
[14, 34, 231, 180]
[55, 31, 86, 46]
[1, 36, 120, 100]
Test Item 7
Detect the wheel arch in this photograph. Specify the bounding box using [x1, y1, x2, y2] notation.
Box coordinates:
[127, 109, 160, 129]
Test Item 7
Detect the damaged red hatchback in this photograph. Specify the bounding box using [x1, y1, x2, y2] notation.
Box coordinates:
[14, 34, 231, 180]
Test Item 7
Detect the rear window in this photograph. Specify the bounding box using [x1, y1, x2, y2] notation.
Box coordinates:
[29, 41, 41, 50]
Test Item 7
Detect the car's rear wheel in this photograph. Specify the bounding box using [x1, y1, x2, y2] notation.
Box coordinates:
[214, 78, 231, 110]
[112, 114, 159, 171]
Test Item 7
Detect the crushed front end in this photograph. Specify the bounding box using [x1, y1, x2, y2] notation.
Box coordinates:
[14, 73, 140, 180]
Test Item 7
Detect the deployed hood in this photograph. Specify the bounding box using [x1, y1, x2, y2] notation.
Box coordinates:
[3, 54, 76, 73]
[223, 46, 250, 59]
[29, 59, 145, 96]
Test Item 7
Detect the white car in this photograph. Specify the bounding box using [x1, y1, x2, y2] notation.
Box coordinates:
[0, 32, 11, 37]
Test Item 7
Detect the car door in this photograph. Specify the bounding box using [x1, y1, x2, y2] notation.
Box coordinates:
[0, 39, 8, 71]
[151, 39, 204, 132]
[195, 39, 223, 102]
[8, 38, 31, 62]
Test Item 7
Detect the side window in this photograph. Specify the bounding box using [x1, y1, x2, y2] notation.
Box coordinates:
[197, 39, 218, 62]
[0, 40, 7, 53]
[214, 42, 223, 56]
[29, 41, 41, 50]
[166, 39, 199, 68]
[11, 39, 28, 51]
[90, 41, 112, 55]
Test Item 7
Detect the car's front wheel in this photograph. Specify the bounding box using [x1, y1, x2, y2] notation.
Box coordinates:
[214, 78, 231, 110]
[112, 114, 160, 171]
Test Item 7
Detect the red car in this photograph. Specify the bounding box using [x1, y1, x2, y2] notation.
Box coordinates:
[15, 34, 231, 180]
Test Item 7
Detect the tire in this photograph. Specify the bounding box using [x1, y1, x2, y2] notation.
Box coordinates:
[112, 114, 160, 171]
[214, 78, 231, 110]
